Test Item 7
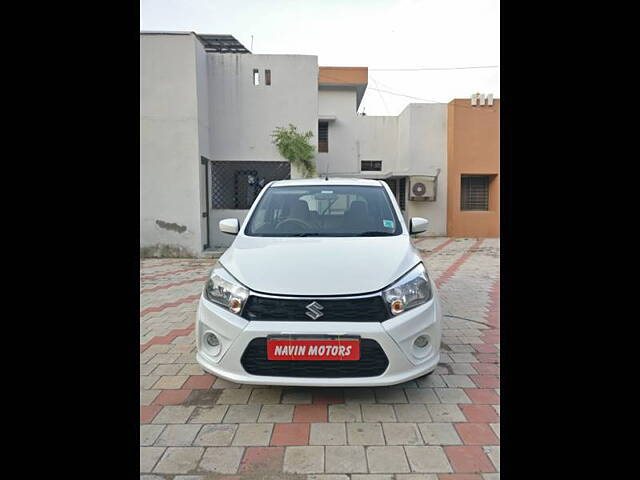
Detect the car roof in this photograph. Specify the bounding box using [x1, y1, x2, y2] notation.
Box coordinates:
[270, 177, 384, 188]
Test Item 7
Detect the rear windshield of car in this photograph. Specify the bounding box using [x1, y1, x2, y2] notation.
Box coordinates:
[244, 185, 403, 237]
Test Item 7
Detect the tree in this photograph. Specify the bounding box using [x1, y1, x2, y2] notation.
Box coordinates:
[271, 124, 317, 178]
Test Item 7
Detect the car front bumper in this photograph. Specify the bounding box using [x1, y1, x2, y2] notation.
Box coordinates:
[195, 291, 442, 387]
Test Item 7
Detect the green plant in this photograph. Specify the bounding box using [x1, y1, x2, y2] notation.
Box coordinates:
[272, 124, 317, 178]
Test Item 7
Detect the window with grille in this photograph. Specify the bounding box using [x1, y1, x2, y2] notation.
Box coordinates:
[398, 177, 406, 210]
[461, 175, 490, 211]
[210, 161, 291, 209]
[381, 178, 407, 211]
[265, 69, 271, 85]
[361, 161, 382, 171]
[318, 121, 328, 152]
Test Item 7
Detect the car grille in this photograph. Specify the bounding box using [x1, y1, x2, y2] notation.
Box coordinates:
[241, 295, 390, 322]
[240, 338, 389, 378]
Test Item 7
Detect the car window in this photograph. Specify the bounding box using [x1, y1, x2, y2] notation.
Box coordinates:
[245, 185, 403, 237]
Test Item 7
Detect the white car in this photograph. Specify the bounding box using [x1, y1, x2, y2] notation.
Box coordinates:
[196, 178, 442, 386]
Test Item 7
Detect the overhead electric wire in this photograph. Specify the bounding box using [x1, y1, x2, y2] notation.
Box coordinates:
[318, 72, 498, 112]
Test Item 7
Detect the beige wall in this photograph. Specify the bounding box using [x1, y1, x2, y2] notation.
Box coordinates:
[447, 99, 500, 237]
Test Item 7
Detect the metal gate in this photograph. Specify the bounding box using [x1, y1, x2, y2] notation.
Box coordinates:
[208, 161, 291, 247]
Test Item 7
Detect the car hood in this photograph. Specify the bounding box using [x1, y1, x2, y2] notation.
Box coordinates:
[219, 234, 421, 296]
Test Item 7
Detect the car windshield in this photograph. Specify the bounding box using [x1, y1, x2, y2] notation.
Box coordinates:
[244, 185, 403, 237]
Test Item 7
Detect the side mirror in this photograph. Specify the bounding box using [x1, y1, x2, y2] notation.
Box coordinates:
[219, 218, 240, 235]
[410, 217, 429, 235]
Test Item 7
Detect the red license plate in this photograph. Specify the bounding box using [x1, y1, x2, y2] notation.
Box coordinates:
[267, 338, 360, 361]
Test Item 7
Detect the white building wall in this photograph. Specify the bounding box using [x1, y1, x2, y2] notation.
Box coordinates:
[355, 115, 399, 174]
[318, 88, 359, 175]
[403, 104, 448, 236]
[140, 33, 204, 256]
[206, 53, 319, 247]
[208, 54, 318, 161]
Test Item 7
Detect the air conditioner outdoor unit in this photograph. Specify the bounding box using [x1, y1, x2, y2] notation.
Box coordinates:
[409, 174, 438, 202]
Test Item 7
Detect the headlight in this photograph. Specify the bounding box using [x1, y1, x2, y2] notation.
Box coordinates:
[382, 263, 432, 315]
[203, 265, 249, 314]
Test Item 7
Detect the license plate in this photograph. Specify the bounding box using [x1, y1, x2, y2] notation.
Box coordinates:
[267, 337, 360, 361]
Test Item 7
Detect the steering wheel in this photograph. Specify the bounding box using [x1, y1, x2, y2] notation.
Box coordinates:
[275, 218, 314, 232]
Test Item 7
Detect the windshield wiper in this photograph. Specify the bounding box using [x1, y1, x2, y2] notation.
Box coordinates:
[290, 233, 321, 237]
[356, 231, 395, 237]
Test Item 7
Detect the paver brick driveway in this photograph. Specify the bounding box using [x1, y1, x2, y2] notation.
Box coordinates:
[140, 237, 500, 480]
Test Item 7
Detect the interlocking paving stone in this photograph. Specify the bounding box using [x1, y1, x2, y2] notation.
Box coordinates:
[455, 423, 499, 445]
[223, 404, 261, 423]
[232, 423, 274, 446]
[343, 388, 376, 404]
[217, 388, 252, 404]
[198, 446, 244, 474]
[366, 446, 410, 473]
[382, 423, 423, 445]
[435, 388, 472, 404]
[362, 404, 396, 422]
[283, 446, 325, 473]
[309, 422, 347, 445]
[329, 404, 362, 422]
[249, 388, 283, 404]
[308, 475, 350, 480]
[325, 445, 368, 473]
[404, 446, 453, 473]
[153, 447, 204, 474]
[140, 447, 165, 472]
[155, 424, 202, 446]
[193, 424, 237, 446]
[270, 422, 310, 446]
[258, 404, 294, 423]
[483, 445, 500, 471]
[418, 423, 462, 445]
[490, 423, 500, 438]
[188, 405, 228, 423]
[450, 363, 479, 375]
[374, 388, 408, 404]
[443, 445, 495, 473]
[141, 390, 161, 406]
[393, 404, 432, 423]
[347, 423, 385, 445]
[416, 374, 447, 388]
[153, 406, 196, 424]
[141, 425, 166, 446]
[441, 375, 476, 388]
[212, 378, 241, 389]
[238, 446, 285, 473]
[426, 404, 466, 423]
[152, 364, 184, 375]
[281, 389, 313, 404]
[406, 388, 440, 404]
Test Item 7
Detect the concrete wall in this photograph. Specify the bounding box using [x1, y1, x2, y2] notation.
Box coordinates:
[140, 33, 204, 256]
[447, 99, 500, 237]
[403, 104, 448, 236]
[208, 54, 318, 162]
[356, 115, 399, 174]
[317, 88, 360, 175]
[206, 53, 319, 247]
[353, 104, 448, 236]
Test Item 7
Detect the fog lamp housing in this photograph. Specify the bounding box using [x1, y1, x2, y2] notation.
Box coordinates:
[414, 335, 430, 348]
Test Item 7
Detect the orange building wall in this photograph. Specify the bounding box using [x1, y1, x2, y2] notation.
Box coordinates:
[318, 66, 368, 85]
[447, 99, 500, 237]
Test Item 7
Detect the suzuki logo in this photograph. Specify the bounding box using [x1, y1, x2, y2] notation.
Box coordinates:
[305, 301, 324, 320]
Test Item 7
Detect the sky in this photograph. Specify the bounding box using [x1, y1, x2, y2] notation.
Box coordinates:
[140, 0, 499, 116]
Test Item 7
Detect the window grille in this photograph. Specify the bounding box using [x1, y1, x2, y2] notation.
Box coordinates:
[361, 161, 382, 171]
[318, 122, 328, 152]
[210, 161, 291, 209]
[461, 175, 490, 211]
